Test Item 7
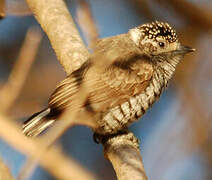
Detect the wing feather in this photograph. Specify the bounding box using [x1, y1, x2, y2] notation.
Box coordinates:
[48, 59, 153, 113]
[48, 37, 153, 113]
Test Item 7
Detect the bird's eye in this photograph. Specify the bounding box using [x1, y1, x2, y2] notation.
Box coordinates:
[159, 42, 165, 48]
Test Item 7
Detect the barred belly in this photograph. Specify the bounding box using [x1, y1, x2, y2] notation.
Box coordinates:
[95, 69, 167, 135]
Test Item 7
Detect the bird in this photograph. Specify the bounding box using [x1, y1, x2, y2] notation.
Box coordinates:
[23, 21, 195, 137]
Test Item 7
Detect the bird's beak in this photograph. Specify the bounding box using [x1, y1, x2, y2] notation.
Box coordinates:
[175, 44, 196, 55]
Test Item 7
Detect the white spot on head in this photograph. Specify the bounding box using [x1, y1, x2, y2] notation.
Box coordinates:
[129, 28, 141, 46]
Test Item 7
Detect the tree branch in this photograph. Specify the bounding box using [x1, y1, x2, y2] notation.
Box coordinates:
[26, 0, 90, 74]
[103, 132, 148, 180]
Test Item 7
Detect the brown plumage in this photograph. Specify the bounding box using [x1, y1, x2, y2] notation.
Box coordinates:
[23, 21, 195, 137]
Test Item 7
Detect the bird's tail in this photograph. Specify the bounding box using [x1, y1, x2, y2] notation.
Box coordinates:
[22, 108, 55, 137]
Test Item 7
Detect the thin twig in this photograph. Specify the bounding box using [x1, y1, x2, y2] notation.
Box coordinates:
[0, 26, 42, 113]
[76, 0, 99, 48]
[0, 114, 96, 180]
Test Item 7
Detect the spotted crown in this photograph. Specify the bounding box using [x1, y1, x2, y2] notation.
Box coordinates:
[139, 21, 178, 43]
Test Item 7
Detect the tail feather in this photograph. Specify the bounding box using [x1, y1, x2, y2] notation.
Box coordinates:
[23, 108, 55, 137]
[25, 119, 55, 137]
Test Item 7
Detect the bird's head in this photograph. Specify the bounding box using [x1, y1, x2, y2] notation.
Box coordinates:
[129, 21, 195, 58]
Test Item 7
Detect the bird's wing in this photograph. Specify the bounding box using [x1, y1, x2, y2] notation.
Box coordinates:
[83, 53, 154, 111]
[48, 50, 153, 113]
[48, 61, 91, 111]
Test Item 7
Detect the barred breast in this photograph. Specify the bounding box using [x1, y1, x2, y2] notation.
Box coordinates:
[95, 69, 167, 135]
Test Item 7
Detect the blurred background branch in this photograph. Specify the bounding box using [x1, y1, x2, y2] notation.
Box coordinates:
[0, 0, 5, 19]
[0, 113, 95, 180]
[0, 26, 42, 113]
[76, 0, 99, 48]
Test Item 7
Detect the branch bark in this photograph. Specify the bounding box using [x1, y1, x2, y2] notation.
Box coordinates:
[26, 0, 89, 74]
[25, 0, 148, 179]
[103, 132, 148, 180]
